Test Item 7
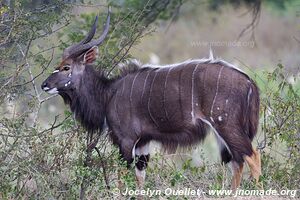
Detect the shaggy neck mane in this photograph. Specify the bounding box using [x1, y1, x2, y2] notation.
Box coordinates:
[61, 65, 111, 133]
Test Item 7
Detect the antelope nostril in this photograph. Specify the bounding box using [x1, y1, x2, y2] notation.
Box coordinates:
[41, 82, 48, 89]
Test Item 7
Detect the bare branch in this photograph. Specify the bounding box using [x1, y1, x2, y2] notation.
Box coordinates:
[40, 94, 58, 104]
[237, 1, 261, 40]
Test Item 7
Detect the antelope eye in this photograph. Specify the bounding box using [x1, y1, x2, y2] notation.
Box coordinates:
[63, 65, 70, 71]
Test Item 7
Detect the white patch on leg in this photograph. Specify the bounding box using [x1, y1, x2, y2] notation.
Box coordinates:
[135, 143, 150, 156]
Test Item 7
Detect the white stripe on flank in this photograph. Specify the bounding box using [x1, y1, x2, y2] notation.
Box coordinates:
[114, 91, 121, 127]
[163, 67, 173, 120]
[199, 117, 232, 156]
[121, 77, 126, 96]
[148, 72, 159, 126]
[247, 85, 252, 107]
[130, 72, 140, 103]
[141, 71, 151, 100]
[210, 66, 224, 122]
[191, 63, 200, 122]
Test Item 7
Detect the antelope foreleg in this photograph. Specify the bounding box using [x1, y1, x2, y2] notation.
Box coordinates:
[135, 166, 146, 188]
[135, 143, 150, 189]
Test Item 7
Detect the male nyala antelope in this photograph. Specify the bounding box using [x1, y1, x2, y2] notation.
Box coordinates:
[41, 10, 261, 190]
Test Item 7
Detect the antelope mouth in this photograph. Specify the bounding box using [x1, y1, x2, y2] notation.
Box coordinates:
[43, 87, 59, 94]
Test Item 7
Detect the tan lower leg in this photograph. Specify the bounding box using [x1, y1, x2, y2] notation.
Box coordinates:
[245, 149, 262, 188]
[231, 162, 244, 191]
[135, 168, 146, 200]
[135, 167, 146, 189]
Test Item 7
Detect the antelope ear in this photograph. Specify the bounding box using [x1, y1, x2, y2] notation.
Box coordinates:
[83, 46, 99, 64]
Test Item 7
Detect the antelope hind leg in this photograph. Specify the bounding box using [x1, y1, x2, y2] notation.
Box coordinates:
[244, 149, 262, 188]
[231, 162, 244, 191]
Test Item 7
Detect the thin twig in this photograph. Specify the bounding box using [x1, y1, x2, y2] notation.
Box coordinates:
[164, 0, 183, 33]
[40, 94, 58, 104]
[95, 146, 110, 190]
[106, 30, 143, 75]
[39, 22, 70, 38]
[13, 49, 55, 87]
[32, 45, 60, 57]
[70, 3, 107, 7]
[0, 115, 71, 138]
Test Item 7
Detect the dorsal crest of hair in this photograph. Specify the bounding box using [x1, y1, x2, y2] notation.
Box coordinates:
[118, 59, 142, 76]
